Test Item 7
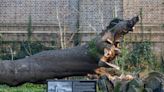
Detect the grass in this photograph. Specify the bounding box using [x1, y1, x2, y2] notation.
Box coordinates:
[0, 83, 46, 92]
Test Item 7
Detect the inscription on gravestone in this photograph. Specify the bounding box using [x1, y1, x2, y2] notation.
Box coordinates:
[47, 80, 96, 92]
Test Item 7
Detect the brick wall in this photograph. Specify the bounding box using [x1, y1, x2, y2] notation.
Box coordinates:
[123, 0, 164, 58]
[0, 0, 163, 57]
[123, 0, 163, 25]
[79, 0, 123, 32]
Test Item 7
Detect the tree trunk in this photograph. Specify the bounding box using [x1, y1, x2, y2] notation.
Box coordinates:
[0, 44, 99, 86]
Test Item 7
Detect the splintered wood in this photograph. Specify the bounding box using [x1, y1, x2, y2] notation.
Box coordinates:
[89, 67, 134, 81]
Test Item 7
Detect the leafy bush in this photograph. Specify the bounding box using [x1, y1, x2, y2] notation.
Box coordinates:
[127, 41, 156, 72]
[116, 40, 157, 73]
[14, 41, 55, 59]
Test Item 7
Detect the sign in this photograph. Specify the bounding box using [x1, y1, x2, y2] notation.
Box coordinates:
[47, 80, 96, 92]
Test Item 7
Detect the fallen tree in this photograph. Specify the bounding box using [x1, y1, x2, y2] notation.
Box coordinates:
[0, 16, 139, 86]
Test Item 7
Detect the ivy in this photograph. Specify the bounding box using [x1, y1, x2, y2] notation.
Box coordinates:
[88, 40, 102, 61]
[128, 41, 156, 70]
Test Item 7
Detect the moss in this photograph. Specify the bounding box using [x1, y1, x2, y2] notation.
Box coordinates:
[88, 40, 102, 61]
[114, 81, 121, 92]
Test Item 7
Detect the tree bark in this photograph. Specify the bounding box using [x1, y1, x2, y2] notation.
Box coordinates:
[0, 44, 99, 86]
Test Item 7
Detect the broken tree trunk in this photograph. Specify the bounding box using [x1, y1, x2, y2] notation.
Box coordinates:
[0, 44, 98, 86]
[0, 16, 139, 86]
